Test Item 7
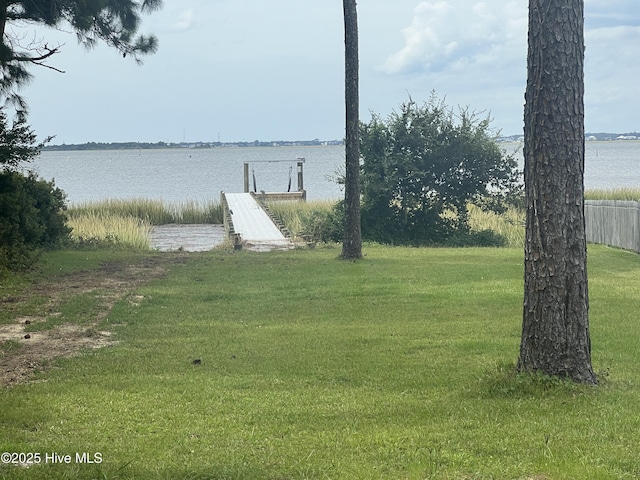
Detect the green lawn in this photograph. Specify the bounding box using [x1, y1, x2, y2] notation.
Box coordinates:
[1, 245, 640, 479]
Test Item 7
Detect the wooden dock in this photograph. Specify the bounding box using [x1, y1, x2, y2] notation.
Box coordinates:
[222, 192, 294, 251]
[219, 158, 307, 251]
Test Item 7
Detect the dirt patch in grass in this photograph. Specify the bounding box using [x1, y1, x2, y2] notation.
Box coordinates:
[0, 254, 185, 387]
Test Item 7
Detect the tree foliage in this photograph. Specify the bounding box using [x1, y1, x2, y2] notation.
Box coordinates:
[0, 0, 162, 112]
[0, 109, 48, 167]
[359, 95, 521, 245]
[0, 170, 70, 271]
[0, 108, 68, 271]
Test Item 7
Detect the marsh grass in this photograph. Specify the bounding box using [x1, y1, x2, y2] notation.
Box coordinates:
[269, 200, 527, 247]
[1, 245, 640, 479]
[468, 204, 525, 248]
[69, 198, 224, 225]
[585, 187, 640, 201]
[67, 197, 527, 249]
[462, 188, 640, 249]
[62, 189, 639, 252]
[267, 200, 339, 242]
[174, 200, 224, 224]
[66, 199, 224, 249]
[67, 213, 152, 250]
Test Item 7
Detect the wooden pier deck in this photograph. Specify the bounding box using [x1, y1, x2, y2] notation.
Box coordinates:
[222, 192, 294, 251]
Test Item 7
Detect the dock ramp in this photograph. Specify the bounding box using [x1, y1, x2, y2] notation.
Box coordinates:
[222, 192, 294, 251]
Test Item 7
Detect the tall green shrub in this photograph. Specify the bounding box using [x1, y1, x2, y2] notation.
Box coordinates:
[0, 108, 69, 270]
[0, 171, 70, 270]
[302, 202, 344, 243]
[359, 94, 522, 245]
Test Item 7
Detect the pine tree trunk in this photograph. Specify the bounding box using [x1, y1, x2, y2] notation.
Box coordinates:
[341, 0, 362, 259]
[518, 0, 596, 384]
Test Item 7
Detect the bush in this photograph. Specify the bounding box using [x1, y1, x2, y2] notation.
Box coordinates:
[0, 171, 71, 270]
[445, 229, 507, 247]
[301, 201, 344, 243]
[359, 94, 522, 246]
[266, 200, 344, 245]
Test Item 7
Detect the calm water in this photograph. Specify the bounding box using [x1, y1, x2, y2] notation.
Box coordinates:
[27, 142, 640, 205]
[505, 140, 640, 190]
[29, 145, 345, 204]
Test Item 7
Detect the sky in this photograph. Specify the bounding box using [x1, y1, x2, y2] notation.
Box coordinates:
[16, 0, 640, 144]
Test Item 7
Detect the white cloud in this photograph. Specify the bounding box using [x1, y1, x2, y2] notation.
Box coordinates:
[585, 24, 640, 123]
[382, 1, 526, 76]
[382, 1, 456, 74]
[585, 0, 639, 28]
[18, 0, 640, 143]
[171, 9, 195, 31]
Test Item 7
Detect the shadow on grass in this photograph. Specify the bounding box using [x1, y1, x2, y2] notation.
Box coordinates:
[480, 361, 600, 399]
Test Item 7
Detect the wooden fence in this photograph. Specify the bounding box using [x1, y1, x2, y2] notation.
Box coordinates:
[585, 200, 640, 253]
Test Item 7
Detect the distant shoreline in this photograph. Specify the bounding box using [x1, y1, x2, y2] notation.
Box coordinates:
[42, 133, 639, 152]
[499, 132, 640, 143]
[42, 139, 345, 152]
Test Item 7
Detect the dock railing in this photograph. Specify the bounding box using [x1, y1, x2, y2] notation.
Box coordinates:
[220, 191, 242, 248]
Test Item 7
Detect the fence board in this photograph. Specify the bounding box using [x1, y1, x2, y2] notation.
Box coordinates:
[585, 200, 640, 253]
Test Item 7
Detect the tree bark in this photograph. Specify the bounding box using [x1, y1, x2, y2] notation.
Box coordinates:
[341, 0, 362, 259]
[518, 0, 596, 384]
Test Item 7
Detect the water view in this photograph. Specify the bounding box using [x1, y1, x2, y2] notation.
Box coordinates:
[30, 145, 346, 205]
[27, 142, 640, 206]
[507, 140, 640, 191]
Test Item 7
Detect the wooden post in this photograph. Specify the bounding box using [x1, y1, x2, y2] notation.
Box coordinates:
[243, 163, 249, 193]
[297, 160, 304, 192]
